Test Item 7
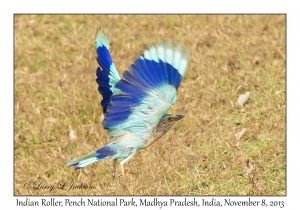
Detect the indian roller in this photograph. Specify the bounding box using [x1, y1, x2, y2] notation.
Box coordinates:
[65, 28, 189, 178]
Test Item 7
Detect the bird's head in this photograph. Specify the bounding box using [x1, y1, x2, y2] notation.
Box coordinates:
[155, 114, 185, 136]
[159, 114, 185, 123]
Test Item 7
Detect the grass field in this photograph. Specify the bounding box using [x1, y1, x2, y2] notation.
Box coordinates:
[14, 15, 286, 196]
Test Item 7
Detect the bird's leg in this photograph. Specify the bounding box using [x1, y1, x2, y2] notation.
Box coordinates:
[119, 150, 137, 178]
[120, 164, 125, 177]
[112, 159, 117, 180]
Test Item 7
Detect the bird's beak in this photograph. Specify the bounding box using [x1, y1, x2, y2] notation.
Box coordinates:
[175, 115, 185, 121]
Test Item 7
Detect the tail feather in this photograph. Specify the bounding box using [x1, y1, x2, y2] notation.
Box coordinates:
[65, 144, 116, 170]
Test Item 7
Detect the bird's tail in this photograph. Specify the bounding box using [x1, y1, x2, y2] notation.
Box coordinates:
[95, 28, 121, 114]
[65, 144, 116, 170]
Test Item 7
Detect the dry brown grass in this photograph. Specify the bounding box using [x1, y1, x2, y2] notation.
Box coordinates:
[14, 14, 286, 195]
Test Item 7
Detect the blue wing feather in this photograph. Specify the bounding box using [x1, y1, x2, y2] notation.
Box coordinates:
[110, 95, 141, 107]
[103, 42, 189, 137]
[128, 65, 155, 90]
[172, 43, 183, 88]
[95, 30, 121, 113]
[134, 58, 158, 87]
[158, 41, 169, 84]
[122, 70, 153, 94]
[115, 79, 148, 98]
[143, 48, 161, 85]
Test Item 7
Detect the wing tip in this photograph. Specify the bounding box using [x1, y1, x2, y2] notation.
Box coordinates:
[95, 24, 113, 49]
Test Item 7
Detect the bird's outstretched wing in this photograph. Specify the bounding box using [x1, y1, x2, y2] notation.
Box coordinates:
[103, 41, 189, 139]
[95, 30, 121, 114]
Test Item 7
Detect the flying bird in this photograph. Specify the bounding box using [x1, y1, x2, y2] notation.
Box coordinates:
[65, 28, 189, 179]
